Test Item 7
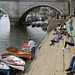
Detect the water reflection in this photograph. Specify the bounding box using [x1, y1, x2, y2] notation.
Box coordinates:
[26, 26, 47, 44]
[0, 15, 10, 54]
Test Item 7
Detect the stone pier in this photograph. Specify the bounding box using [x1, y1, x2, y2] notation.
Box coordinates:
[10, 17, 19, 26]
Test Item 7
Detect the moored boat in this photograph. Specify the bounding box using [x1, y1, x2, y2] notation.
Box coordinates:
[32, 22, 36, 27]
[22, 43, 30, 52]
[1, 54, 25, 71]
[6, 47, 32, 59]
[0, 60, 10, 75]
[36, 21, 41, 27]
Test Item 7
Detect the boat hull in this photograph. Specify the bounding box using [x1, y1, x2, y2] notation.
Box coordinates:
[6, 47, 32, 59]
[1, 54, 25, 71]
[4, 52, 32, 59]
[8, 65, 24, 71]
[2, 59, 25, 71]
[12, 53, 32, 59]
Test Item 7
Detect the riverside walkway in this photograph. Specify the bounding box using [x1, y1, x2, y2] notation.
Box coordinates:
[25, 17, 75, 75]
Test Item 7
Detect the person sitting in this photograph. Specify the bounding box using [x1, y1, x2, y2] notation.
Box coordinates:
[65, 50, 75, 75]
[62, 33, 74, 50]
[62, 23, 67, 35]
[49, 32, 59, 46]
[59, 23, 66, 30]
[53, 28, 59, 36]
[59, 23, 67, 34]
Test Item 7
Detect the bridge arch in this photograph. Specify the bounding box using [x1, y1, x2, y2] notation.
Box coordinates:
[19, 3, 62, 25]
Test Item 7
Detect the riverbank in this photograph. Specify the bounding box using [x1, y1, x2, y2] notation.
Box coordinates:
[24, 17, 75, 75]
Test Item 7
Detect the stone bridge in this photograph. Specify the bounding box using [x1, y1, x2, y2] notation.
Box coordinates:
[0, 0, 75, 25]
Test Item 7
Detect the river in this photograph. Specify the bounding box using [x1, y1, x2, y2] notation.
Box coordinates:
[0, 15, 47, 75]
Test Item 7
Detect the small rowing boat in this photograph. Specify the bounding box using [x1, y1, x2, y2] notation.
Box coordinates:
[22, 43, 30, 52]
[6, 47, 32, 59]
[1, 54, 25, 71]
[0, 60, 10, 75]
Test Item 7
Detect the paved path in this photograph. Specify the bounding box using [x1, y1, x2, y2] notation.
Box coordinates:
[24, 17, 75, 75]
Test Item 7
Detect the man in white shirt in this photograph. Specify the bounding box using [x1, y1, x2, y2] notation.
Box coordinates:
[28, 38, 36, 57]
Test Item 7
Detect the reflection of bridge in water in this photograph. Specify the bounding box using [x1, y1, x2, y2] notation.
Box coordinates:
[0, 0, 75, 26]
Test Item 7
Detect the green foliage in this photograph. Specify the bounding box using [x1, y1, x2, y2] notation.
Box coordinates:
[0, 10, 5, 14]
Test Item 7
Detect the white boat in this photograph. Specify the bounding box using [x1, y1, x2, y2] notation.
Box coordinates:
[0, 60, 10, 75]
[1, 54, 25, 71]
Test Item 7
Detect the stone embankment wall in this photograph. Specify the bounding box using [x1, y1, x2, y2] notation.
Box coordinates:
[47, 18, 68, 32]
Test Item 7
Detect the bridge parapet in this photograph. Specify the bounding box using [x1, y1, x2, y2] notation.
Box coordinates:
[0, 0, 74, 25]
[0, 0, 70, 2]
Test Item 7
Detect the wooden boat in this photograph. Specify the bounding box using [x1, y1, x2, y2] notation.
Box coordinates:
[1, 54, 25, 71]
[0, 60, 10, 75]
[6, 47, 32, 59]
[32, 22, 36, 27]
[22, 43, 30, 51]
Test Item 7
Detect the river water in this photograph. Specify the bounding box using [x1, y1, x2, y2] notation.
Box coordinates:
[0, 15, 47, 75]
[0, 15, 47, 53]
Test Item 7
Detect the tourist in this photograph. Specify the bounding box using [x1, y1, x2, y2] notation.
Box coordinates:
[59, 22, 67, 35]
[62, 33, 74, 50]
[63, 23, 66, 30]
[65, 50, 75, 75]
[59, 23, 66, 30]
[59, 23, 66, 31]
[49, 32, 59, 46]
[28, 37, 36, 60]
[53, 28, 59, 36]
[68, 16, 73, 34]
